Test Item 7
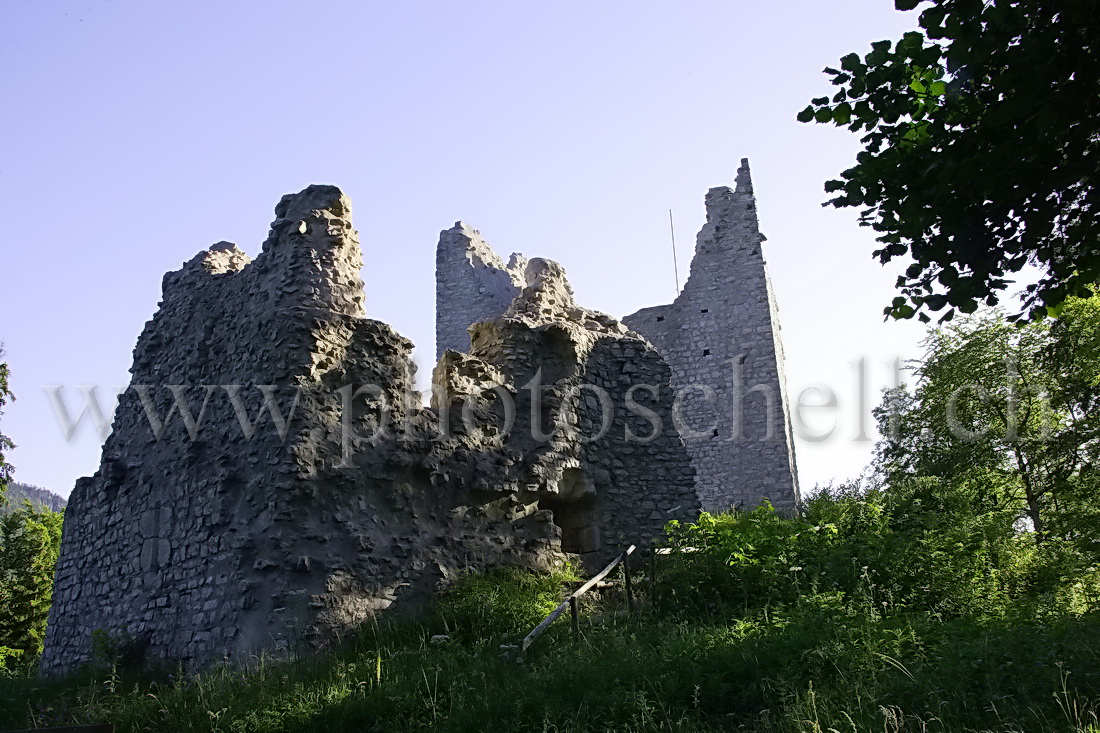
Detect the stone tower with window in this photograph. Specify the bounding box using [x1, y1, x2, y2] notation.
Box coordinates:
[622, 160, 799, 512]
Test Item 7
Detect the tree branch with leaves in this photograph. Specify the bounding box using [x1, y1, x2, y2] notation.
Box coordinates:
[0, 346, 14, 501]
[801, 0, 1100, 322]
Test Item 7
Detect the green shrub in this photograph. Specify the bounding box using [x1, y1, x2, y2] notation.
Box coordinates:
[432, 563, 579, 643]
[660, 484, 1097, 624]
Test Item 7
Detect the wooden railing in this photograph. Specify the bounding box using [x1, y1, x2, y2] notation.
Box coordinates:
[519, 544, 637, 652]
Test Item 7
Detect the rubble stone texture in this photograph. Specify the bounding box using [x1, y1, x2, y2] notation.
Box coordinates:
[435, 222, 525, 358]
[436, 160, 800, 513]
[41, 186, 698, 675]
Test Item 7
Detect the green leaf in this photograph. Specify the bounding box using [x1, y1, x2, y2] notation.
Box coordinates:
[797, 106, 816, 123]
[920, 5, 947, 32]
[867, 40, 893, 66]
[925, 294, 948, 311]
[813, 0, 1100, 323]
[840, 53, 862, 72]
[899, 31, 926, 52]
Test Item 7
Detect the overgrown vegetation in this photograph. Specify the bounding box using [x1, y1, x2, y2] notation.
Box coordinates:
[0, 527, 1096, 732]
[0, 503, 64, 669]
[0, 348, 67, 672]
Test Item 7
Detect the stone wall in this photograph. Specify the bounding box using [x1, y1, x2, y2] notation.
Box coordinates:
[41, 187, 698, 675]
[440, 258, 699, 559]
[435, 223, 525, 358]
[433, 160, 801, 514]
[624, 160, 799, 512]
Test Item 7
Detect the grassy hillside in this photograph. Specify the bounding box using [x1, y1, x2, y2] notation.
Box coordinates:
[4, 602, 1098, 732]
[2, 500, 1097, 732]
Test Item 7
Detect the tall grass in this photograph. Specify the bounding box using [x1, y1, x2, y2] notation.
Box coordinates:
[2, 504, 1097, 732]
[2, 608, 1098, 731]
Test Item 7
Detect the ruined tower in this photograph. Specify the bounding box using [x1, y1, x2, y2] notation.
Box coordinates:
[435, 160, 800, 513]
[623, 160, 799, 513]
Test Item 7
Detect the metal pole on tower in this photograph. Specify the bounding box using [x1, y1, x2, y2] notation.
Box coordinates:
[669, 209, 680, 296]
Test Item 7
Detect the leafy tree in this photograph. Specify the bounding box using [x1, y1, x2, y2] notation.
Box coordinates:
[0, 346, 13, 500]
[875, 296, 1100, 543]
[799, 0, 1100, 322]
[1037, 294, 1100, 556]
[0, 504, 63, 664]
[0, 346, 66, 667]
[662, 297, 1100, 620]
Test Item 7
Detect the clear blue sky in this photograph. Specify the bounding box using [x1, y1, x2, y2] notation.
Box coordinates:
[1, 0, 928, 497]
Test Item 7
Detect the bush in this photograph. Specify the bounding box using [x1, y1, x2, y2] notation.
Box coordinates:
[432, 563, 579, 643]
[660, 485, 1097, 623]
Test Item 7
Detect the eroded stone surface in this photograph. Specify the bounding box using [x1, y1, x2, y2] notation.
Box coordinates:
[41, 186, 698, 675]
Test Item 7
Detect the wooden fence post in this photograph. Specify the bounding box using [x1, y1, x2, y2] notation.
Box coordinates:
[649, 548, 658, 608]
[623, 553, 634, 614]
[569, 596, 580, 644]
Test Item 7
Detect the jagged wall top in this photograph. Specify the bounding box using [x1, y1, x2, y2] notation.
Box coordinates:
[502, 258, 629, 337]
[435, 222, 526, 358]
[158, 185, 364, 320]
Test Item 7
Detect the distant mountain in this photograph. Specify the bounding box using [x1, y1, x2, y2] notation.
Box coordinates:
[2, 481, 67, 514]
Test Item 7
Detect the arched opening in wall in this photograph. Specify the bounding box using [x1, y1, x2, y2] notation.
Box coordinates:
[542, 467, 601, 555]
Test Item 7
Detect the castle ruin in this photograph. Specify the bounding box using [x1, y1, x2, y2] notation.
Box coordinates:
[41, 185, 701, 674]
[437, 159, 799, 513]
[42, 162, 798, 674]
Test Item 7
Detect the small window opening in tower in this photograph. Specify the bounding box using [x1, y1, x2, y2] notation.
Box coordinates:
[712, 428, 719, 438]
[700, 308, 709, 313]
[703, 349, 710, 356]
[656, 316, 665, 322]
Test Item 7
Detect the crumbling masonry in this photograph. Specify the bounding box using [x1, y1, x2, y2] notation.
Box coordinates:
[436, 159, 799, 513]
[41, 185, 700, 675]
